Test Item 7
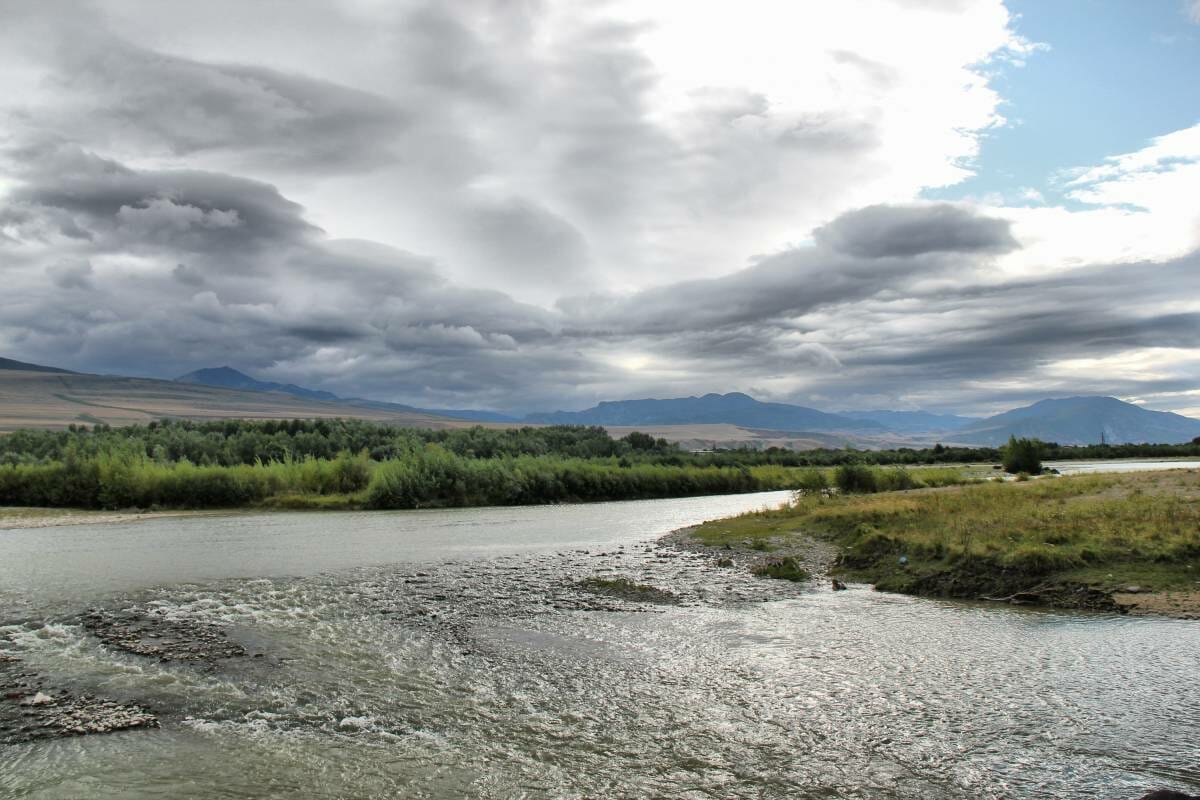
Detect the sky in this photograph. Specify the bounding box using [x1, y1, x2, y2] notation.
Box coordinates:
[0, 0, 1198, 416]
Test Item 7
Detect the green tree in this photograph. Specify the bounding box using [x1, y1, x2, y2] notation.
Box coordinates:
[1001, 436, 1044, 475]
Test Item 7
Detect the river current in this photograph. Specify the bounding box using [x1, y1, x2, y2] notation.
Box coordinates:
[1, 491, 1197, 799]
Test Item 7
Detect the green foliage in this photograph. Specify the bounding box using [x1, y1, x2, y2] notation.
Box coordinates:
[794, 468, 829, 495]
[1002, 436, 1044, 475]
[363, 446, 763, 509]
[750, 556, 810, 582]
[835, 463, 878, 493]
[700, 470, 1200, 593]
[577, 576, 679, 603]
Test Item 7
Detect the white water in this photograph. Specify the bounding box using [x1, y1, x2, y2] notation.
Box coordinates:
[2, 490, 1198, 799]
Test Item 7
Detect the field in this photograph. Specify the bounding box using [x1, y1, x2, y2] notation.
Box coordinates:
[691, 470, 1200, 616]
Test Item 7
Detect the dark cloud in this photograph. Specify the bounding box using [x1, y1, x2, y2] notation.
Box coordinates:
[557, 207, 978, 336]
[36, 30, 408, 173]
[5, 142, 318, 258]
[813, 203, 1020, 259]
[0, 3, 1193, 416]
[172, 264, 206, 287]
[46, 260, 94, 290]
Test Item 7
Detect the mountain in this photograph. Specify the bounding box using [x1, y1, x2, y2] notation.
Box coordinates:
[0, 356, 75, 374]
[524, 392, 884, 432]
[836, 409, 979, 433]
[340, 398, 517, 423]
[0, 367, 466, 432]
[953, 396, 1200, 446]
[176, 366, 517, 423]
[176, 366, 340, 402]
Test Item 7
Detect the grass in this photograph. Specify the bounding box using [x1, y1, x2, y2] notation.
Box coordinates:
[0, 453, 979, 513]
[691, 470, 1200, 599]
[577, 576, 679, 603]
[750, 557, 810, 582]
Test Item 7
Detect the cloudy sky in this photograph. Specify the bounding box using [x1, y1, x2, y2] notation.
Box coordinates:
[1, 0, 1198, 416]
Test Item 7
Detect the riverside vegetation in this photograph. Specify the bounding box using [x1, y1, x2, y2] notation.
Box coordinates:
[692, 469, 1200, 614]
[0, 419, 980, 511]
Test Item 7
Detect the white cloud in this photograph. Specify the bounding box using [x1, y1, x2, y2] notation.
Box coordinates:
[2, 2, 1199, 416]
[985, 122, 1200, 279]
[0, 0, 1029, 302]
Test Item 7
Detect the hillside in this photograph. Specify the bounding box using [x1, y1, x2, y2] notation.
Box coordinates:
[836, 409, 978, 433]
[176, 366, 340, 402]
[0, 357, 75, 375]
[525, 392, 883, 432]
[953, 396, 1200, 446]
[176, 366, 517, 423]
[0, 363, 468, 432]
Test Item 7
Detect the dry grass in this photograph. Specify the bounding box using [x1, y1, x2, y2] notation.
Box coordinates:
[692, 470, 1200, 593]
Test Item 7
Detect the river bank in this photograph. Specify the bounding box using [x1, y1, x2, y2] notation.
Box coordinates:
[3, 489, 1198, 797]
[0, 506, 214, 530]
[681, 469, 1200, 619]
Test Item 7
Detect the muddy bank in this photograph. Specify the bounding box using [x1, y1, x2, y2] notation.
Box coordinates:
[0, 507, 211, 530]
[662, 524, 839, 581]
[1115, 590, 1200, 620]
[667, 525, 1200, 619]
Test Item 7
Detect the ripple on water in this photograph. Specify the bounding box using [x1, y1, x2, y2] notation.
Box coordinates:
[2, 532, 1198, 798]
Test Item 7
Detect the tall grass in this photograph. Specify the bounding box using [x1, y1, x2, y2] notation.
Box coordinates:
[0, 445, 786, 510]
[778, 473, 1200, 575]
[0, 449, 374, 509]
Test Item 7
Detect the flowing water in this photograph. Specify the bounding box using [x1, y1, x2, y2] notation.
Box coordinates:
[1, 491, 1197, 799]
[1050, 459, 1200, 475]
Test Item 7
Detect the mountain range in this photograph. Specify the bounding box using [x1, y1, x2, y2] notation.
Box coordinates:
[5, 356, 1200, 446]
[524, 392, 884, 432]
[835, 409, 979, 433]
[175, 368, 1200, 445]
[175, 367, 516, 423]
[0, 356, 75, 375]
[950, 396, 1200, 446]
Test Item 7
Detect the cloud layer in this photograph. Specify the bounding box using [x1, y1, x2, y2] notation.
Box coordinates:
[0, 1, 1197, 416]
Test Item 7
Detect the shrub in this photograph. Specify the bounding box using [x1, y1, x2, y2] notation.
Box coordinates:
[1002, 437, 1044, 475]
[751, 556, 810, 582]
[835, 463, 878, 494]
[795, 468, 829, 495]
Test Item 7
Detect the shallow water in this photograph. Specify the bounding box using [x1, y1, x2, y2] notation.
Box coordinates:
[2, 491, 1198, 799]
[1050, 459, 1200, 475]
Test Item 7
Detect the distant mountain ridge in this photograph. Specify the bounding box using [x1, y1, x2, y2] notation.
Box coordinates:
[12, 356, 1200, 445]
[175, 366, 517, 423]
[176, 366, 340, 402]
[0, 357, 75, 375]
[836, 409, 979, 433]
[953, 396, 1200, 446]
[524, 392, 885, 432]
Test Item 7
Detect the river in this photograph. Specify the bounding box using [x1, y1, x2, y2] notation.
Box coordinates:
[2, 490, 1198, 799]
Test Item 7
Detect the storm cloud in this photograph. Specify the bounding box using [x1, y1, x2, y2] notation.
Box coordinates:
[813, 204, 1020, 259]
[0, 1, 1198, 416]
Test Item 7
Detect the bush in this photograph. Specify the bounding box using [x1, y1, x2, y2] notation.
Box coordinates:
[795, 468, 829, 495]
[1002, 437, 1044, 475]
[751, 556, 810, 582]
[835, 464, 878, 494]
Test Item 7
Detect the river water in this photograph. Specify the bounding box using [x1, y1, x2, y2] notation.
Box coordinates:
[2, 491, 1198, 799]
[1050, 459, 1200, 475]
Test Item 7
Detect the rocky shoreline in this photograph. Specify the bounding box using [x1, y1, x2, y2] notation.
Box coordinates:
[2, 604, 257, 745]
[664, 524, 1200, 619]
[1, 650, 157, 744]
[79, 606, 250, 664]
